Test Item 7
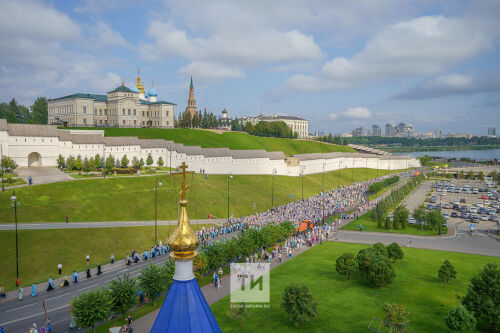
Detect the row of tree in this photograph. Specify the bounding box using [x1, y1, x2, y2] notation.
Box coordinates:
[368, 175, 400, 194]
[243, 121, 298, 139]
[316, 133, 348, 145]
[176, 109, 233, 129]
[336, 242, 404, 287]
[57, 154, 163, 173]
[370, 174, 424, 229]
[0, 98, 48, 124]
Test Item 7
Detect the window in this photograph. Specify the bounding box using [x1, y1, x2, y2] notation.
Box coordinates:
[100, 119, 102, 124]
[83, 106, 87, 113]
[133, 109, 136, 115]
[99, 109, 102, 115]
[142, 121, 145, 125]
[166, 121, 169, 126]
[166, 111, 169, 117]
[122, 108, 125, 115]
[94, 108, 97, 115]
[134, 120, 137, 125]
[142, 111, 145, 116]
[83, 118, 87, 124]
[128, 109, 131, 115]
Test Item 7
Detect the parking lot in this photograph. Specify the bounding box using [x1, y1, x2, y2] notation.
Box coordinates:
[399, 179, 499, 234]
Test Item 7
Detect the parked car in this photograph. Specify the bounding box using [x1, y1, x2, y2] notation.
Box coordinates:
[430, 196, 437, 203]
[471, 215, 479, 223]
[427, 204, 434, 210]
[490, 215, 499, 222]
[480, 215, 489, 221]
[444, 203, 452, 209]
[487, 208, 496, 215]
[451, 212, 458, 218]
[470, 207, 477, 213]
[465, 190, 472, 194]
[482, 195, 488, 200]
[476, 202, 483, 207]
[460, 198, 466, 203]
[407, 217, 416, 224]
[443, 213, 450, 220]
[484, 200, 490, 206]
[461, 212, 469, 219]
[460, 205, 468, 212]
[493, 202, 499, 209]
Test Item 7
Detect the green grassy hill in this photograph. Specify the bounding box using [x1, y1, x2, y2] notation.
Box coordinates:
[68, 127, 355, 156]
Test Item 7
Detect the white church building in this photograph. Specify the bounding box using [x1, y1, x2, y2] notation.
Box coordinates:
[0, 120, 419, 176]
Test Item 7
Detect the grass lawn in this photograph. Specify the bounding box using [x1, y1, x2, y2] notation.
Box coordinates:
[210, 242, 500, 332]
[341, 211, 447, 236]
[1, 172, 26, 187]
[0, 168, 400, 223]
[67, 127, 355, 156]
[0, 224, 207, 291]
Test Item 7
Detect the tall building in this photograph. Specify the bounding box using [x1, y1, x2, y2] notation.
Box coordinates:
[48, 72, 176, 128]
[385, 123, 396, 137]
[240, 114, 309, 138]
[352, 127, 365, 136]
[185, 76, 197, 117]
[435, 129, 443, 139]
[372, 124, 381, 136]
[488, 127, 496, 137]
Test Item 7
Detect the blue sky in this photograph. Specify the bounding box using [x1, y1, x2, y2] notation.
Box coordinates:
[0, 0, 499, 135]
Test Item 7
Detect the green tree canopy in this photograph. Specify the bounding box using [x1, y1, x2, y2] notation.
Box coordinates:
[71, 287, 112, 333]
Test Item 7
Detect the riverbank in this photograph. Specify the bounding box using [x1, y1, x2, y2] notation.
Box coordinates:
[383, 145, 500, 153]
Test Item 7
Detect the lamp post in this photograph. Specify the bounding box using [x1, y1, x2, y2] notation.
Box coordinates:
[1, 144, 4, 192]
[154, 178, 162, 246]
[377, 158, 379, 178]
[227, 173, 232, 223]
[271, 168, 276, 209]
[301, 166, 304, 201]
[11, 191, 19, 284]
[168, 144, 172, 175]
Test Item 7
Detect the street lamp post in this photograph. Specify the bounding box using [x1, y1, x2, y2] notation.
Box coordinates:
[154, 178, 162, 246]
[271, 168, 276, 209]
[377, 158, 379, 178]
[227, 173, 233, 223]
[352, 160, 354, 184]
[168, 144, 172, 175]
[1, 144, 4, 192]
[11, 191, 19, 284]
[301, 166, 304, 201]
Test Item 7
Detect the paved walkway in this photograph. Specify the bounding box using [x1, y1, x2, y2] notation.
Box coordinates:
[15, 167, 72, 185]
[0, 219, 224, 230]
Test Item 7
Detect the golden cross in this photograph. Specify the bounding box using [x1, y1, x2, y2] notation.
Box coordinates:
[172, 162, 194, 200]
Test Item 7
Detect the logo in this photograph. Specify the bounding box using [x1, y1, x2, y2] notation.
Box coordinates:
[230, 262, 270, 303]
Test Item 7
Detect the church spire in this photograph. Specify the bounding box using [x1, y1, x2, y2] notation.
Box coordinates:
[190, 76, 193, 89]
[185, 76, 197, 117]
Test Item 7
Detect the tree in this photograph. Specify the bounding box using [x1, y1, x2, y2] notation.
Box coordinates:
[82, 157, 91, 172]
[89, 157, 96, 172]
[367, 256, 395, 287]
[139, 158, 145, 169]
[393, 216, 400, 230]
[29, 97, 48, 124]
[281, 284, 319, 326]
[491, 170, 498, 182]
[438, 259, 457, 284]
[385, 216, 391, 230]
[468, 171, 475, 180]
[157, 156, 164, 167]
[478, 171, 485, 181]
[1, 156, 18, 171]
[335, 252, 358, 280]
[244, 121, 254, 134]
[445, 305, 476, 333]
[228, 303, 250, 327]
[121, 155, 129, 168]
[75, 155, 83, 171]
[458, 170, 465, 179]
[57, 154, 65, 169]
[131, 156, 139, 169]
[71, 287, 112, 333]
[387, 243, 404, 263]
[66, 155, 76, 171]
[384, 303, 411, 332]
[146, 153, 153, 166]
[94, 154, 102, 169]
[425, 210, 445, 231]
[357, 248, 376, 278]
[137, 263, 170, 306]
[372, 243, 388, 258]
[413, 207, 426, 228]
[108, 274, 137, 319]
[105, 155, 115, 173]
[461, 263, 500, 330]
[394, 206, 409, 229]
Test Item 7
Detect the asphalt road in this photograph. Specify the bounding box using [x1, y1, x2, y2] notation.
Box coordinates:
[0, 231, 239, 333]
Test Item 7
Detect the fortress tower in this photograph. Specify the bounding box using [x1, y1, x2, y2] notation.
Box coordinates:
[185, 76, 197, 117]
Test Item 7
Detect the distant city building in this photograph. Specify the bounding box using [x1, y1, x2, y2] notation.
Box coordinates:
[420, 132, 435, 139]
[352, 127, 365, 137]
[385, 123, 396, 137]
[48, 71, 176, 128]
[488, 127, 496, 137]
[341, 132, 353, 138]
[447, 132, 473, 139]
[372, 124, 381, 136]
[240, 114, 309, 138]
[435, 129, 443, 139]
[185, 76, 197, 117]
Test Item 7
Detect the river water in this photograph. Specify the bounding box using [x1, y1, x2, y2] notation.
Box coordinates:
[394, 149, 500, 161]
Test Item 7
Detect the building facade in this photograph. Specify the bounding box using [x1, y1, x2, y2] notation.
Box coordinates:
[488, 127, 496, 137]
[385, 123, 396, 137]
[352, 127, 365, 136]
[48, 74, 176, 128]
[240, 114, 309, 138]
[372, 124, 381, 136]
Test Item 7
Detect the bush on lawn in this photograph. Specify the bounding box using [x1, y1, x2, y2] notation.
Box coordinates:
[438, 259, 457, 284]
[387, 243, 404, 263]
[281, 284, 319, 326]
[335, 252, 358, 280]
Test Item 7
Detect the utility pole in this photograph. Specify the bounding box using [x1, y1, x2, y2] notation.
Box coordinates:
[11, 191, 19, 285]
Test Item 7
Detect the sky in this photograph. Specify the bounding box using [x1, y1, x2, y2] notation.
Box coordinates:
[0, 0, 499, 135]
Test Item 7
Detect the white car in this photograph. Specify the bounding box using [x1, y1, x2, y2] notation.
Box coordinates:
[493, 203, 500, 209]
[480, 215, 488, 221]
[476, 202, 484, 207]
[463, 185, 470, 189]
[443, 213, 450, 219]
[470, 207, 477, 213]
[484, 200, 490, 206]
[407, 217, 417, 224]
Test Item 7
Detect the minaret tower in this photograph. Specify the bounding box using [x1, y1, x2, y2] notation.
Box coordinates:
[136, 68, 145, 99]
[185, 76, 197, 117]
[151, 162, 221, 333]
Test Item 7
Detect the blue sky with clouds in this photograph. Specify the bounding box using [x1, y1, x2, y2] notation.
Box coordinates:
[0, 0, 499, 135]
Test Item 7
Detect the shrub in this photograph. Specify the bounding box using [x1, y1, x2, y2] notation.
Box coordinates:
[384, 303, 411, 332]
[367, 256, 395, 287]
[445, 305, 476, 332]
[357, 248, 376, 278]
[281, 284, 319, 326]
[372, 243, 388, 258]
[438, 259, 457, 284]
[56, 154, 65, 168]
[1, 156, 18, 170]
[387, 243, 404, 263]
[227, 303, 250, 327]
[121, 155, 129, 168]
[157, 156, 164, 166]
[335, 252, 358, 280]
[146, 153, 154, 166]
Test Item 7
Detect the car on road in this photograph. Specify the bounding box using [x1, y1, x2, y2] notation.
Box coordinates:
[436, 203, 442, 209]
[490, 215, 499, 222]
[478, 207, 487, 214]
[480, 215, 488, 221]
[443, 213, 450, 219]
[451, 212, 458, 218]
[440, 192, 446, 196]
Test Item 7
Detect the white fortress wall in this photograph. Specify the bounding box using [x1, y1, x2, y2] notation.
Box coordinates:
[0, 120, 419, 174]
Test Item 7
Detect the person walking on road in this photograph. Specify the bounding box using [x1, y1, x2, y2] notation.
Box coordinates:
[65, 214, 69, 223]
[359, 224, 363, 231]
[31, 283, 37, 296]
[58, 263, 62, 275]
[86, 254, 90, 266]
[18, 285, 23, 301]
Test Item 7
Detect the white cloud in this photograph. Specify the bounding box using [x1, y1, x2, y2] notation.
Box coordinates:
[89, 21, 130, 49]
[392, 72, 500, 99]
[330, 107, 372, 120]
[179, 61, 245, 82]
[289, 15, 493, 92]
